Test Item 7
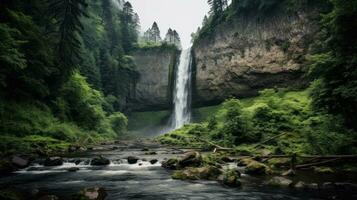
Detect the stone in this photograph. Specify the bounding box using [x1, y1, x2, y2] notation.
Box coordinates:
[127, 156, 139, 164]
[44, 157, 63, 166]
[11, 156, 29, 168]
[145, 151, 157, 155]
[281, 169, 296, 176]
[237, 158, 255, 167]
[294, 181, 306, 189]
[162, 158, 179, 170]
[75, 187, 107, 200]
[172, 166, 222, 181]
[222, 169, 241, 187]
[244, 161, 271, 175]
[141, 148, 149, 151]
[178, 151, 202, 168]
[267, 176, 293, 187]
[91, 156, 110, 166]
[150, 159, 158, 165]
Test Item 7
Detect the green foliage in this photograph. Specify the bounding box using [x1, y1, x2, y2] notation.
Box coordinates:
[109, 112, 128, 135]
[309, 0, 357, 130]
[158, 88, 356, 155]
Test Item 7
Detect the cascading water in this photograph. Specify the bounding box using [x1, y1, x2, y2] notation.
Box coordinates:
[172, 48, 192, 129]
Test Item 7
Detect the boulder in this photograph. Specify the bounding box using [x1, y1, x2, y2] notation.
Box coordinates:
[222, 169, 241, 187]
[178, 151, 202, 168]
[281, 169, 296, 176]
[150, 159, 158, 165]
[44, 157, 63, 166]
[294, 181, 306, 189]
[11, 156, 29, 168]
[244, 161, 271, 175]
[38, 195, 59, 200]
[127, 156, 139, 164]
[267, 176, 293, 187]
[74, 187, 107, 200]
[237, 158, 255, 167]
[162, 158, 179, 170]
[91, 156, 110, 166]
[172, 166, 222, 181]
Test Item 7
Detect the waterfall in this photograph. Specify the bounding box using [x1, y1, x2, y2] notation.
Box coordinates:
[172, 48, 192, 129]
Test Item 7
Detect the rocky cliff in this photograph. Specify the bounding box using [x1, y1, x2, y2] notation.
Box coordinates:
[129, 47, 179, 111]
[192, 6, 320, 106]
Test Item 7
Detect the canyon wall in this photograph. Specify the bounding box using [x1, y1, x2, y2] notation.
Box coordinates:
[129, 47, 179, 111]
[192, 7, 320, 106]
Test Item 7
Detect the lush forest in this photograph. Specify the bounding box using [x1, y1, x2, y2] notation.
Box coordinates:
[0, 0, 357, 199]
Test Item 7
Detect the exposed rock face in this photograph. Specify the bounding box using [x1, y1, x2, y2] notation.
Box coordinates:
[130, 47, 179, 111]
[192, 8, 320, 106]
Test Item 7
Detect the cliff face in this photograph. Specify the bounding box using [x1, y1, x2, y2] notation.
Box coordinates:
[130, 47, 178, 111]
[192, 8, 320, 106]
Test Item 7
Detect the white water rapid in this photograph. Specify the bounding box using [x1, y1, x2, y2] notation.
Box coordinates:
[172, 48, 192, 129]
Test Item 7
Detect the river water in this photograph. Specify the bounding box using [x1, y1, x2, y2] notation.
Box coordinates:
[2, 141, 356, 200]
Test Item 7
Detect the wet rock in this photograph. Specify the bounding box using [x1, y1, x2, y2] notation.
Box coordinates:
[162, 158, 179, 170]
[91, 156, 110, 166]
[141, 148, 149, 151]
[178, 151, 202, 168]
[145, 151, 157, 155]
[313, 166, 334, 174]
[44, 157, 63, 166]
[110, 146, 119, 150]
[281, 169, 296, 176]
[294, 181, 306, 189]
[267, 158, 291, 168]
[67, 167, 80, 172]
[74, 187, 107, 200]
[38, 195, 59, 200]
[237, 158, 255, 167]
[222, 169, 241, 187]
[172, 166, 222, 181]
[150, 159, 158, 165]
[138, 163, 143, 166]
[335, 182, 357, 190]
[127, 156, 139, 164]
[306, 183, 319, 190]
[267, 176, 293, 187]
[244, 161, 271, 175]
[322, 182, 336, 190]
[11, 156, 29, 169]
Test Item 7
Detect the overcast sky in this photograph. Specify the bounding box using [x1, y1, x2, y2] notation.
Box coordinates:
[127, 0, 210, 48]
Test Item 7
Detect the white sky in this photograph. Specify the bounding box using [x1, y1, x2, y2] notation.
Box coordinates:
[127, 0, 210, 48]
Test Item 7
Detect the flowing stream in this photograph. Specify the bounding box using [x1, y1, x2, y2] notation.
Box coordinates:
[172, 48, 192, 129]
[1, 141, 349, 200]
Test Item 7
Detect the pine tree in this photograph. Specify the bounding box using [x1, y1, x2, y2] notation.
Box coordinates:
[49, 0, 88, 74]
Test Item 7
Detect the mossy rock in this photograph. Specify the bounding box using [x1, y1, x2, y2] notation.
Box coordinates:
[172, 166, 222, 181]
[245, 161, 271, 175]
[313, 167, 334, 174]
[162, 158, 179, 170]
[237, 158, 255, 167]
[222, 169, 241, 187]
[267, 158, 291, 168]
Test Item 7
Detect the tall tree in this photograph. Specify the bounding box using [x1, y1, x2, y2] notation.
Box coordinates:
[49, 0, 88, 76]
[310, 0, 357, 130]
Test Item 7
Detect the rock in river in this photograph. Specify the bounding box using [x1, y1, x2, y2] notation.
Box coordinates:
[127, 156, 139, 164]
[150, 159, 158, 165]
[178, 151, 202, 168]
[11, 155, 29, 168]
[91, 156, 110, 166]
[74, 187, 107, 200]
[44, 157, 63, 166]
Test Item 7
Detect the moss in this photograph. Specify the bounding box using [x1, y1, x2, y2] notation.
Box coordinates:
[313, 166, 334, 174]
[245, 161, 272, 175]
[222, 169, 242, 187]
